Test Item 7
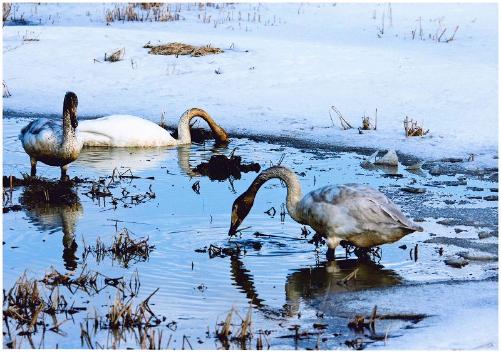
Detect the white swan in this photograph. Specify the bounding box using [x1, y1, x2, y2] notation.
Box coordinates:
[77, 108, 228, 147]
[229, 166, 423, 257]
[19, 92, 82, 180]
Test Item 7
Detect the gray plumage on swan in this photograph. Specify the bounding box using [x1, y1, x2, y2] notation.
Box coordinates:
[19, 92, 82, 180]
[229, 166, 423, 257]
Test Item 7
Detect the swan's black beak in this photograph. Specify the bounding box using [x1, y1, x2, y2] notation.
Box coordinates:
[228, 223, 238, 236]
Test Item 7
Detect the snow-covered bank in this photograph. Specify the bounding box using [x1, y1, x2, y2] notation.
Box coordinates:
[2, 3, 498, 167]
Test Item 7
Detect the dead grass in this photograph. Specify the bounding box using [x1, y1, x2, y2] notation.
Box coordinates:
[144, 42, 223, 57]
[105, 47, 125, 62]
[105, 3, 181, 23]
[82, 228, 155, 268]
[404, 116, 429, 137]
[3, 2, 11, 23]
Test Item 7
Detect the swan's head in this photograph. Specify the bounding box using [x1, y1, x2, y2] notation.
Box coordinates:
[229, 190, 255, 236]
[63, 91, 79, 129]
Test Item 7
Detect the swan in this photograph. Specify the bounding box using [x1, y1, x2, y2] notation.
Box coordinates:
[19, 92, 82, 180]
[77, 108, 228, 147]
[229, 166, 423, 258]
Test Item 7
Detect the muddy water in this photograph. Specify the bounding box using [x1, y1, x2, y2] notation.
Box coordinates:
[2, 116, 498, 349]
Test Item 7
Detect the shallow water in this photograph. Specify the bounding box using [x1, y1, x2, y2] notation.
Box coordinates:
[2, 116, 498, 349]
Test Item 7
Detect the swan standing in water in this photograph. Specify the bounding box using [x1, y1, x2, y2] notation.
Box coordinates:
[78, 108, 228, 147]
[229, 166, 423, 258]
[19, 92, 82, 180]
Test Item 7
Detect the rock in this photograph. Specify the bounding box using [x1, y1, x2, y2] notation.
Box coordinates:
[444, 257, 469, 268]
[478, 231, 497, 239]
[440, 158, 464, 163]
[454, 228, 466, 234]
[405, 161, 424, 171]
[466, 187, 484, 192]
[490, 188, 498, 192]
[375, 150, 399, 166]
[456, 251, 498, 262]
[488, 173, 498, 182]
[424, 237, 498, 254]
[413, 217, 425, 222]
[483, 195, 498, 201]
[400, 187, 426, 194]
[398, 244, 407, 250]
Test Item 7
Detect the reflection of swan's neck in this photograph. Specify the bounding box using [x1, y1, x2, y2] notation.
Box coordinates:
[177, 145, 198, 177]
[176, 108, 228, 145]
[247, 166, 303, 222]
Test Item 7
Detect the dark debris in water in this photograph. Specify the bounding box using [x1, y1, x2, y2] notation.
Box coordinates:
[193, 154, 260, 181]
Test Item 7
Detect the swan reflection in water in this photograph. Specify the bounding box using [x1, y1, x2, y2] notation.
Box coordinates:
[20, 185, 83, 271]
[230, 255, 401, 318]
[75, 144, 224, 177]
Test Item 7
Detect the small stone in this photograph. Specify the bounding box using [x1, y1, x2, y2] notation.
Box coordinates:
[454, 228, 466, 234]
[478, 231, 497, 239]
[400, 187, 426, 194]
[444, 257, 469, 268]
[490, 188, 498, 192]
[466, 187, 484, 192]
[483, 195, 498, 201]
[413, 217, 425, 222]
[375, 150, 399, 166]
[398, 244, 407, 250]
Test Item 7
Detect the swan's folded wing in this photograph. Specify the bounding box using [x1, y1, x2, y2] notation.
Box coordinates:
[78, 115, 175, 147]
[338, 184, 421, 231]
[20, 118, 62, 147]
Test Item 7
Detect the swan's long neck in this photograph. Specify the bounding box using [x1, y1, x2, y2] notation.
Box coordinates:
[176, 108, 228, 144]
[62, 112, 74, 143]
[62, 92, 78, 145]
[247, 166, 304, 223]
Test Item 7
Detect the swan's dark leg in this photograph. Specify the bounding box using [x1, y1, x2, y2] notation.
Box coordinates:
[326, 248, 336, 261]
[60, 165, 69, 181]
[30, 157, 37, 177]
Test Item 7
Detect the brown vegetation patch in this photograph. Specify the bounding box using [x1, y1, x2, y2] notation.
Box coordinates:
[144, 42, 223, 57]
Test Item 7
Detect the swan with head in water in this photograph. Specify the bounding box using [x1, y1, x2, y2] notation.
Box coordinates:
[19, 92, 82, 180]
[229, 166, 423, 258]
[77, 108, 228, 147]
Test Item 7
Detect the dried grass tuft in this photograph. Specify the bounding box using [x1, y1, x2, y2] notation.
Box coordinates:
[145, 42, 223, 57]
[404, 116, 429, 137]
[105, 48, 125, 62]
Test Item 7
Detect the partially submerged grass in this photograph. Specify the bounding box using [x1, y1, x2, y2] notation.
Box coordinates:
[82, 228, 155, 268]
[214, 304, 268, 349]
[144, 42, 223, 57]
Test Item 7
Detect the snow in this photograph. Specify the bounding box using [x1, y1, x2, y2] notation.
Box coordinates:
[2, 3, 498, 167]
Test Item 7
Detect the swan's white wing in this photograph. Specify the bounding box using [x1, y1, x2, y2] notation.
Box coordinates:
[78, 115, 176, 147]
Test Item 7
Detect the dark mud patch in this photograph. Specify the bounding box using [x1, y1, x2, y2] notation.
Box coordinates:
[193, 154, 260, 181]
[424, 237, 498, 254]
[169, 125, 216, 144]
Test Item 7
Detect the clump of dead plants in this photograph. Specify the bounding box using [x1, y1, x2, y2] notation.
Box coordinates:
[144, 42, 223, 57]
[82, 228, 155, 268]
[83, 169, 156, 209]
[404, 116, 429, 137]
[105, 3, 182, 23]
[214, 305, 269, 349]
[104, 47, 125, 62]
[348, 305, 428, 336]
